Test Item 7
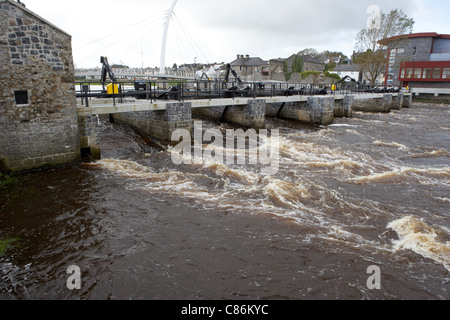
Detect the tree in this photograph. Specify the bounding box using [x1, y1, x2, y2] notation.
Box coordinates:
[354, 9, 414, 85]
[111, 64, 129, 69]
[324, 61, 337, 72]
[298, 48, 320, 58]
[291, 55, 304, 73]
[283, 61, 291, 81]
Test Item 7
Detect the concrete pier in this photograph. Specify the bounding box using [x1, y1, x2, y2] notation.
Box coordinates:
[78, 114, 101, 160]
[353, 94, 398, 113]
[222, 99, 266, 129]
[402, 93, 412, 108]
[274, 97, 334, 125]
[112, 102, 192, 145]
[334, 95, 354, 118]
[391, 93, 404, 110]
[193, 99, 266, 129]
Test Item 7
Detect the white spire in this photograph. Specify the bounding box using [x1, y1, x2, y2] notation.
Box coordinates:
[160, 0, 178, 75]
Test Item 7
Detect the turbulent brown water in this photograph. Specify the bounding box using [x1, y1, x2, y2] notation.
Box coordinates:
[1, 102, 449, 300]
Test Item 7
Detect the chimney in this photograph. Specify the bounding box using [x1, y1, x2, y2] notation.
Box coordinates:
[246, 54, 250, 60]
[237, 54, 241, 59]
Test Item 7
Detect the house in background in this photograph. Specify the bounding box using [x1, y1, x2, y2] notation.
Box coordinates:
[286, 54, 324, 72]
[379, 32, 450, 96]
[331, 64, 385, 85]
[332, 64, 362, 82]
[268, 54, 325, 82]
[230, 54, 269, 81]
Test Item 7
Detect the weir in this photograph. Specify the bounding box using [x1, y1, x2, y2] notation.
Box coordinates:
[76, 92, 411, 151]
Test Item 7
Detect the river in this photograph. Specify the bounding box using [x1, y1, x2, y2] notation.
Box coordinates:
[0, 102, 449, 300]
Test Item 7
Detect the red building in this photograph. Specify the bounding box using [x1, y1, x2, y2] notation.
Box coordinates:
[380, 33, 450, 95]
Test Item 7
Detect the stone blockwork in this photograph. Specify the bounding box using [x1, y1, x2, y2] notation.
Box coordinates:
[353, 94, 392, 113]
[192, 99, 267, 129]
[402, 93, 412, 108]
[78, 114, 100, 159]
[222, 99, 266, 129]
[334, 96, 354, 118]
[0, 0, 79, 171]
[391, 93, 404, 110]
[277, 97, 335, 125]
[113, 102, 192, 145]
[192, 106, 226, 122]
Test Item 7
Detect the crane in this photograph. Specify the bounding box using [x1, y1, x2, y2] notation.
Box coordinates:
[223, 64, 243, 84]
[100, 56, 117, 84]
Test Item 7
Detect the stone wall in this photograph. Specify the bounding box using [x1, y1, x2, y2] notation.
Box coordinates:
[78, 114, 101, 159]
[353, 94, 393, 113]
[334, 96, 354, 118]
[222, 99, 266, 129]
[192, 100, 266, 129]
[193, 97, 339, 128]
[192, 106, 226, 122]
[276, 97, 335, 125]
[0, 1, 80, 172]
[113, 102, 192, 145]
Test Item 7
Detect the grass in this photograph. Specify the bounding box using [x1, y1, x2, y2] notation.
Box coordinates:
[0, 173, 17, 190]
[0, 238, 19, 256]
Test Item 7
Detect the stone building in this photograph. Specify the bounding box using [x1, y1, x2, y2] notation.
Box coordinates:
[230, 54, 269, 81]
[268, 54, 325, 82]
[0, 0, 80, 172]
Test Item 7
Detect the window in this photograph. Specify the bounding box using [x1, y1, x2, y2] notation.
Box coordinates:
[414, 68, 422, 79]
[432, 68, 442, 79]
[397, 48, 405, 54]
[443, 68, 450, 79]
[405, 68, 413, 79]
[400, 68, 405, 78]
[14, 90, 29, 105]
[423, 68, 432, 79]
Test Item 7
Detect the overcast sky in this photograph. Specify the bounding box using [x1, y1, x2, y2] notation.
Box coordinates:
[21, 0, 450, 69]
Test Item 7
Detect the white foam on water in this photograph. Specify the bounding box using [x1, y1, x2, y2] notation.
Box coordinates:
[388, 216, 450, 272]
[350, 167, 450, 185]
[86, 152, 447, 258]
[373, 140, 410, 152]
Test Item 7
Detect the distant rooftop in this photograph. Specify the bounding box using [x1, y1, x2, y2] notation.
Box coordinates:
[231, 55, 268, 67]
[379, 33, 450, 45]
[269, 54, 324, 65]
[333, 64, 361, 72]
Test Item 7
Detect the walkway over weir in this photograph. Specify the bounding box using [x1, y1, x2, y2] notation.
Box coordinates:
[76, 83, 412, 159]
[76, 93, 406, 116]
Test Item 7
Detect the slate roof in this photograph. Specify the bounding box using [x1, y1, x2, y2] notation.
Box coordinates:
[332, 64, 362, 72]
[230, 56, 269, 67]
